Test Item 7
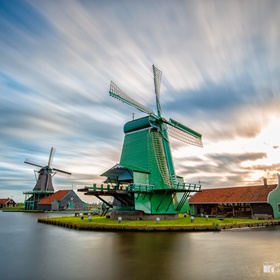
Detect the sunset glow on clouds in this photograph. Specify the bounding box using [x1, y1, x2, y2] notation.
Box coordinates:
[1, 0, 280, 202]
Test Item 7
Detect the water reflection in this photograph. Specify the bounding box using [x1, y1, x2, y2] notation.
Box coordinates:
[1, 212, 280, 280]
[111, 232, 182, 280]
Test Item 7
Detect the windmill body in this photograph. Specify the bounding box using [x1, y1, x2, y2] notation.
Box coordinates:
[79, 65, 203, 219]
[23, 148, 71, 210]
[33, 167, 55, 192]
[120, 115, 177, 214]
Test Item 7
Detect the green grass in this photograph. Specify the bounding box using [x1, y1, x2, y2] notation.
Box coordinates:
[2, 204, 44, 212]
[45, 214, 276, 227]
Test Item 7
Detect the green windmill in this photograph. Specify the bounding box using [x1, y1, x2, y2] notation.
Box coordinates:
[79, 65, 203, 219]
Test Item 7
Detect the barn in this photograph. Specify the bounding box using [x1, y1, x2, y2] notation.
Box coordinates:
[37, 190, 86, 211]
[189, 176, 280, 219]
[0, 198, 16, 208]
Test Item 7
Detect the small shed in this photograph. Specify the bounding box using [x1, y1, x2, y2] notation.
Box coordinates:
[0, 198, 17, 208]
[189, 176, 280, 219]
[37, 190, 86, 211]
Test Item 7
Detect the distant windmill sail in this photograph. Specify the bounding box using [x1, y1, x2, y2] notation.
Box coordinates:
[48, 147, 55, 166]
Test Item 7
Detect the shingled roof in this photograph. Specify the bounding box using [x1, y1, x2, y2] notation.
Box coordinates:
[0, 198, 11, 205]
[39, 190, 71, 205]
[188, 184, 277, 204]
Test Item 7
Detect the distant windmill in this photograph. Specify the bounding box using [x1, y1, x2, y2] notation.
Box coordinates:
[23, 147, 71, 210]
[25, 147, 71, 192]
[79, 65, 203, 218]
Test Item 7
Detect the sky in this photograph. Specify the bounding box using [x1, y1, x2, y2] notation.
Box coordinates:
[1, 0, 280, 203]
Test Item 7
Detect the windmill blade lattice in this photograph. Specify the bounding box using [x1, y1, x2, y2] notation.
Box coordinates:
[166, 118, 203, 147]
[153, 64, 162, 117]
[167, 125, 203, 147]
[110, 81, 155, 115]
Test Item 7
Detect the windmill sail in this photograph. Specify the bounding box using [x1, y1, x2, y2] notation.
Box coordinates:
[110, 81, 154, 115]
[24, 160, 44, 169]
[167, 125, 203, 147]
[53, 167, 72, 175]
[153, 64, 162, 117]
[166, 118, 203, 147]
[48, 147, 55, 166]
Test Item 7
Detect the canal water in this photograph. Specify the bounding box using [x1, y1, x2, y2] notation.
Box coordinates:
[0, 212, 280, 280]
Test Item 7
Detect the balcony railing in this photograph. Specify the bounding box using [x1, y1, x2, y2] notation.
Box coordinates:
[81, 181, 201, 193]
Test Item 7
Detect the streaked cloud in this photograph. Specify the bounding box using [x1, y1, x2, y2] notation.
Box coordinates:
[0, 0, 280, 202]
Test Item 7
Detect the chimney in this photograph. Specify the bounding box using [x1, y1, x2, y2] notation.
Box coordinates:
[263, 178, 268, 187]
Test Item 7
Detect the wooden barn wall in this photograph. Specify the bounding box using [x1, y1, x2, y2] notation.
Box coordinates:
[250, 203, 273, 216]
[60, 191, 85, 209]
[37, 204, 52, 211]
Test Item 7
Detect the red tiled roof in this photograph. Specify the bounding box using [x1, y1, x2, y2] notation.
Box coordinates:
[0, 198, 10, 204]
[39, 190, 71, 205]
[188, 184, 277, 204]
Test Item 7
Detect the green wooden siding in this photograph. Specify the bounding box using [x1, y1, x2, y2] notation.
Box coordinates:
[268, 176, 280, 218]
[120, 128, 177, 214]
[120, 130, 149, 171]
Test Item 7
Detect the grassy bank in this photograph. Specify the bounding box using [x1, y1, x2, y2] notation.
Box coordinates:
[1, 203, 46, 212]
[38, 215, 280, 231]
[3, 209, 44, 213]
[2, 208, 44, 213]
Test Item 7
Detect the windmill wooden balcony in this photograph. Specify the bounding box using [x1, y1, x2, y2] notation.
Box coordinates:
[79, 181, 201, 193]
